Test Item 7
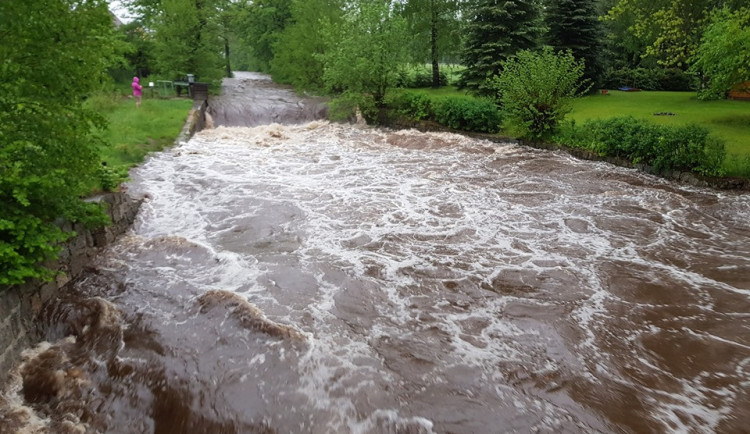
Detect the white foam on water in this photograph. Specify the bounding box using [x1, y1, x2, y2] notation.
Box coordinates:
[112, 121, 750, 432]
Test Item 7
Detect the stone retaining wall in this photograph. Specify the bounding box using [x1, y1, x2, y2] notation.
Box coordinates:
[0, 193, 141, 386]
[176, 99, 209, 144]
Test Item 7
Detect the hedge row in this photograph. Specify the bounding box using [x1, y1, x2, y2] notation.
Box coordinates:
[555, 117, 726, 176]
[389, 91, 501, 133]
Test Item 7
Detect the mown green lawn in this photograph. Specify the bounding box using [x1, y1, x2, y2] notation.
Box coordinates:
[94, 97, 193, 170]
[568, 91, 750, 173]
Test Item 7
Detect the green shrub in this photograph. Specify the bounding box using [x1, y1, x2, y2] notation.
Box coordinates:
[433, 97, 501, 133]
[691, 7, 750, 100]
[392, 91, 435, 120]
[556, 117, 726, 176]
[388, 91, 501, 133]
[97, 164, 120, 192]
[394, 68, 449, 88]
[327, 94, 360, 122]
[411, 70, 449, 88]
[490, 48, 589, 139]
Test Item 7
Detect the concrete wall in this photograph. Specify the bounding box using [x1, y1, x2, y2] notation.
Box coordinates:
[176, 99, 209, 144]
[0, 193, 141, 386]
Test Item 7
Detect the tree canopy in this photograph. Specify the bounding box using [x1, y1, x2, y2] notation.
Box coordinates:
[691, 7, 750, 100]
[0, 0, 120, 284]
[459, 0, 544, 94]
[322, 0, 409, 117]
[545, 0, 602, 87]
[398, 0, 464, 87]
[127, 0, 228, 84]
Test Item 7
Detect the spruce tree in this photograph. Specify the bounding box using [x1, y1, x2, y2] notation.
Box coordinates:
[545, 0, 602, 88]
[459, 0, 544, 94]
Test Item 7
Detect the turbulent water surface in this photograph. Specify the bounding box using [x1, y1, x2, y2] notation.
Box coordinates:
[2, 72, 749, 433]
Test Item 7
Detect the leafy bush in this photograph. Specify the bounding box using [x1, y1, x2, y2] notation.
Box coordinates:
[391, 91, 435, 120]
[388, 91, 501, 133]
[601, 67, 696, 91]
[412, 70, 449, 88]
[490, 48, 588, 139]
[555, 117, 726, 176]
[327, 93, 361, 122]
[97, 164, 120, 192]
[394, 69, 449, 88]
[432, 97, 501, 133]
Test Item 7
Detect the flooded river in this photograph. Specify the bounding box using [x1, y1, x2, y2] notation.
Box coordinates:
[2, 73, 749, 433]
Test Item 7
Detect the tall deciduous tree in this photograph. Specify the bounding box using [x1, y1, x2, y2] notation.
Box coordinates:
[691, 7, 750, 100]
[233, 0, 293, 73]
[604, 0, 746, 69]
[545, 0, 603, 88]
[270, 0, 344, 91]
[459, 0, 544, 94]
[0, 0, 119, 284]
[398, 0, 464, 87]
[322, 0, 409, 117]
[127, 0, 226, 84]
[120, 21, 157, 78]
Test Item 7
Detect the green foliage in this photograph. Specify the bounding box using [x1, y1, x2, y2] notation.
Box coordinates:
[460, 0, 544, 94]
[601, 67, 696, 91]
[433, 97, 502, 133]
[97, 165, 120, 192]
[603, 0, 746, 68]
[491, 48, 588, 139]
[120, 21, 157, 77]
[322, 0, 409, 108]
[233, 0, 293, 73]
[545, 0, 603, 87]
[691, 7, 750, 100]
[270, 0, 344, 91]
[396, 0, 464, 88]
[393, 92, 436, 121]
[556, 117, 727, 176]
[327, 94, 362, 123]
[395, 68, 450, 88]
[389, 91, 502, 133]
[567, 90, 750, 176]
[132, 0, 226, 85]
[1, 0, 119, 284]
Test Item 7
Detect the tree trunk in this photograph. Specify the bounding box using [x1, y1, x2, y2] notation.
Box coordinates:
[431, 0, 440, 88]
[224, 37, 232, 77]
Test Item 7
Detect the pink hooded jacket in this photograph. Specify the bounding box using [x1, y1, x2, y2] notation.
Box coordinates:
[132, 77, 142, 97]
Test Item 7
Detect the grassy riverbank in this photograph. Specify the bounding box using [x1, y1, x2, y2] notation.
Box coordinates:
[87, 95, 193, 189]
[567, 91, 750, 175]
[392, 87, 750, 176]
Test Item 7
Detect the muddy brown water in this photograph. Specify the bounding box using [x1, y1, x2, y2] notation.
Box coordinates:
[1, 72, 749, 433]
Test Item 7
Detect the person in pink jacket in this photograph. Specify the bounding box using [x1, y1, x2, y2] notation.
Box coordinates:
[132, 76, 143, 108]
